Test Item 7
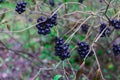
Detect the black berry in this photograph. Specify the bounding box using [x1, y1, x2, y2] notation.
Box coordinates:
[78, 0, 84, 3]
[0, 0, 3, 3]
[55, 37, 70, 60]
[110, 19, 120, 29]
[99, 23, 111, 37]
[99, 0, 103, 2]
[113, 44, 120, 56]
[49, 0, 55, 7]
[15, 1, 27, 14]
[36, 14, 57, 35]
[49, 13, 57, 26]
[36, 16, 50, 35]
[81, 24, 89, 34]
[77, 42, 93, 59]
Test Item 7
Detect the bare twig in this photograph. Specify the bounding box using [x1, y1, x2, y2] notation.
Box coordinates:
[32, 61, 62, 80]
[92, 47, 105, 80]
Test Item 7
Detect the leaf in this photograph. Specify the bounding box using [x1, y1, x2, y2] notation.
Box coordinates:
[23, 43, 29, 49]
[79, 35, 85, 41]
[108, 63, 114, 71]
[35, 77, 40, 80]
[105, 75, 111, 79]
[0, 57, 3, 67]
[118, 31, 120, 35]
[53, 74, 62, 80]
[39, 54, 46, 59]
[97, 49, 103, 56]
[7, 24, 11, 30]
[64, 0, 69, 2]
[0, 13, 5, 22]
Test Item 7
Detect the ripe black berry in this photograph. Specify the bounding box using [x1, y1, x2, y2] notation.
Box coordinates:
[78, 0, 84, 3]
[99, 0, 103, 2]
[36, 16, 50, 35]
[112, 44, 120, 56]
[110, 19, 120, 29]
[55, 37, 70, 60]
[99, 23, 111, 37]
[49, 13, 57, 26]
[81, 24, 89, 34]
[77, 42, 93, 59]
[15, 1, 27, 14]
[49, 0, 55, 7]
[36, 14, 57, 35]
[0, 0, 3, 3]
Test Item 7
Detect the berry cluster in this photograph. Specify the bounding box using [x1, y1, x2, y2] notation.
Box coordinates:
[78, 0, 84, 3]
[15, 1, 27, 14]
[55, 37, 70, 60]
[112, 44, 120, 56]
[77, 42, 93, 58]
[0, 0, 3, 3]
[110, 19, 120, 29]
[49, 0, 55, 7]
[81, 24, 89, 34]
[36, 14, 57, 35]
[99, 23, 111, 37]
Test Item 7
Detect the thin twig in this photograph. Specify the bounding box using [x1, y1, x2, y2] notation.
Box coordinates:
[92, 47, 105, 80]
[65, 16, 92, 44]
[32, 61, 62, 80]
[63, 61, 69, 80]
[67, 59, 76, 79]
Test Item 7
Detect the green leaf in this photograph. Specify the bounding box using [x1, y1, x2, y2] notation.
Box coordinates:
[79, 35, 85, 41]
[64, 0, 69, 2]
[108, 63, 114, 70]
[53, 74, 62, 80]
[105, 75, 111, 79]
[97, 49, 103, 56]
[36, 77, 40, 80]
[0, 57, 3, 67]
[118, 31, 120, 35]
[23, 43, 29, 49]
[40, 54, 46, 59]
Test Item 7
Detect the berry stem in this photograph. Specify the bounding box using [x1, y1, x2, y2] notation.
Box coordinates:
[51, 2, 86, 18]
[67, 60, 76, 79]
[103, 0, 112, 22]
[102, 0, 109, 5]
[0, 21, 40, 33]
[62, 61, 69, 80]
[54, 26, 59, 37]
[32, 61, 62, 80]
[64, 16, 92, 44]
[92, 47, 106, 80]
[0, 9, 14, 15]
